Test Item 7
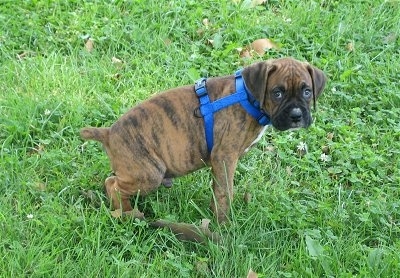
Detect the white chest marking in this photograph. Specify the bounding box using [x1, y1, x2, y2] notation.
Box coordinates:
[244, 125, 269, 153]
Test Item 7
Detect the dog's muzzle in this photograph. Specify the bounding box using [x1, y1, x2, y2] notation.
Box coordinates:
[289, 108, 303, 123]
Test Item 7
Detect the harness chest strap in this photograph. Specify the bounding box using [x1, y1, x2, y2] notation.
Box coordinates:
[194, 70, 271, 153]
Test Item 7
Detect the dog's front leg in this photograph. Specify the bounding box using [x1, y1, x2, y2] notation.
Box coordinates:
[210, 154, 238, 224]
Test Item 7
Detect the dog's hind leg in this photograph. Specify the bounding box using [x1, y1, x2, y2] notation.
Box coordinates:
[104, 169, 165, 212]
[104, 176, 134, 211]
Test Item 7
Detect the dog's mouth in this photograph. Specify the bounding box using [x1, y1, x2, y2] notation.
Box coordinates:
[288, 122, 306, 130]
[273, 121, 309, 131]
[271, 110, 312, 131]
[270, 102, 314, 131]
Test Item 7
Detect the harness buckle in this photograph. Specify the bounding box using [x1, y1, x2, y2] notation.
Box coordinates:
[194, 78, 207, 97]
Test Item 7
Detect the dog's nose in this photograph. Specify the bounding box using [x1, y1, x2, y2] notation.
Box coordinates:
[289, 108, 303, 122]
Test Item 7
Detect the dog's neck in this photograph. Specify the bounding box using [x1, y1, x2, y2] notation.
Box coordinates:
[234, 70, 270, 126]
[194, 71, 271, 153]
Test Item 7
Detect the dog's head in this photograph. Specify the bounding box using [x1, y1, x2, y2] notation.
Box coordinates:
[242, 57, 326, 130]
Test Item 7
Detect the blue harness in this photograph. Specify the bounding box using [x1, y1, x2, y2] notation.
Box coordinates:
[194, 69, 271, 153]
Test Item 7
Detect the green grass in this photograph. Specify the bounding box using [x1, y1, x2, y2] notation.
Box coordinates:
[1, 0, 399, 276]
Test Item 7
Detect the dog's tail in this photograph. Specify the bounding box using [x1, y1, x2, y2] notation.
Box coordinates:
[80, 127, 110, 145]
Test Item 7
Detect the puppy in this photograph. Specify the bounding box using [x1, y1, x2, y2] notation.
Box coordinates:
[81, 57, 326, 223]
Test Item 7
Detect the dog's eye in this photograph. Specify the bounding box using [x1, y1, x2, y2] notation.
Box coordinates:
[273, 90, 283, 100]
[303, 89, 312, 98]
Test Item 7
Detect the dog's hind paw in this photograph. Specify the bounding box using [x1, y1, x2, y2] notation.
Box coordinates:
[111, 208, 145, 220]
[162, 178, 173, 188]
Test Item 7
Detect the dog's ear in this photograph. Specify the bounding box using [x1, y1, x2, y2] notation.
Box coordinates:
[306, 64, 326, 99]
[241, 61, 276, 108]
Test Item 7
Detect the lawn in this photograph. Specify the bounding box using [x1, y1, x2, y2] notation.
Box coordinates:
[1, 0, 399, 277]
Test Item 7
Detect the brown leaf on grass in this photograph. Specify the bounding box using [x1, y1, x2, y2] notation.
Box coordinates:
[265, 145, 276, 152]
[197, 28, 205, 36]
[240, 38, 279, 58]
[238, 0, 267, 8]
[346, 41, 355, 52]
[383, 33, 397, 44]
[150, 218, 221, 244]
[85, 38, 94, 52]
[251, 0, 267, 6]
[195, 260, 210, 275]
[17, 52, 27, 60]
[34, 182, 47, 191]
[163, 38, 172, 46]
[286, 166, 293, 176]
[111, 56, 123, 65]
[111, 73, 121, 80]
[321, 145, 330, 154]
[80, 189, 101, 206]
[238, 48, 252, 58]
[243, 192, 252, 204]
[202, 18, 210, 27]
[16, 51, 31, 60]
[250, 38, 279, 55]
[247, 269, 258, 278]
[28, 144, 45, 155]
[111, 57, 124, 72]
[111, 209, 123, 218]
[197, 18, 212, 37]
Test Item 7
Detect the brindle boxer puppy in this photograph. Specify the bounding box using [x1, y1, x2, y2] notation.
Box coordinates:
[81, 57, 326, 223]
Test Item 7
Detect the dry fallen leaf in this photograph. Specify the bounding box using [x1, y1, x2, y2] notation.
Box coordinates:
[326, 132, 334, 141]
[321, 145, 330, 154]
[111, 73, 121, 80]
[34, 182, 47, 191]
[247, 269, 258, 278]
[240, 38, 279, 58]
[197, 29, 204, 36]
[111, 209, 123, 218]
[81, 189, 96, 200]
[238, 48, 252, 58]
[195, 260, 210, 275]
[250, 38, 278, 55]
[251, 0, 266, 6]
[17, 51, 29, 60]
[265, 145, 276, 152]
[85, 38, 94, 52]
[163, 38, 172, 46]
[28, 143, 45, 155]
[346, 41, 355, 52]
[243, 192, 252, 204]
[111, 56, 123, 64]
[383, 33, 397, 44]
[80, 189, 102, 206]
[239, 0, 267, 8]
[200, 218, 211, 229]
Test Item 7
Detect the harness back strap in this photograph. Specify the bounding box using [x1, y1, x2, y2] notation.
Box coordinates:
[194, 69, 271, 153]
